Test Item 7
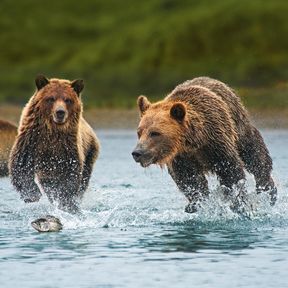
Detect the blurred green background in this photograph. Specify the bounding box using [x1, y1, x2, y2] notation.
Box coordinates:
[0, 0, 288, 108]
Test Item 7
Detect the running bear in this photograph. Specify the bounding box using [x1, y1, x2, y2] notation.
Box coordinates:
[9, 75, 99, 213]
[132, 77, 277, 213]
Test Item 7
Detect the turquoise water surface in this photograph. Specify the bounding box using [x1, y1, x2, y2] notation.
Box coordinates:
[1, 130, 288, 288]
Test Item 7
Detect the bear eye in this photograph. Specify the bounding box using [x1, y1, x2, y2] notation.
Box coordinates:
[64, 98, 73, 105]
[149, 131, 161, 137]
[46, 97, 55, 103]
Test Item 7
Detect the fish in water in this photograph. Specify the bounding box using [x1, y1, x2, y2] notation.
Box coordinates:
[31, 215, 63, 232]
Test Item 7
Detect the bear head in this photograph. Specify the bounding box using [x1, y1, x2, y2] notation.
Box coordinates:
[132, 95, 191, 167]
[33, 75, 84, 130]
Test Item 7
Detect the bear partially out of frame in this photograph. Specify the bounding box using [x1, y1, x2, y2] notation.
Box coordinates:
[0, 119, 17, 176]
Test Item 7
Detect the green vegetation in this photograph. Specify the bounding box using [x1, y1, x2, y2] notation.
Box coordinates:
[0, 0, 288, 108]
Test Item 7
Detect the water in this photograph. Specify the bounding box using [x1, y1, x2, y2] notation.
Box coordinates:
[1, 129, 288, 288]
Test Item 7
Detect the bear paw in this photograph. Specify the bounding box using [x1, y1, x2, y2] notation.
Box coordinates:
[256, 186, 277, 206]
[184, 202, 199, 214]
[230, 192, 254, 218]
[269, 187, 277, 206]
[23, 194, 42, 203]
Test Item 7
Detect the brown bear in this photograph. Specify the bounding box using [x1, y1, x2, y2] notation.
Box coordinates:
[9, 75, 100, 214]
[132, 77, 277, 213]
[0, 120, 17, 176]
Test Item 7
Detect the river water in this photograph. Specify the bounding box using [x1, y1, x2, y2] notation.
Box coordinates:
[1, 129, 288, 288]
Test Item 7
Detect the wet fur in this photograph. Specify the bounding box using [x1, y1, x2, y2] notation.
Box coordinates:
[183, 77, 275, 193]
[9, 78, 99, 213]
[0, 120, 17, 176]
[136, 77, 276, 207]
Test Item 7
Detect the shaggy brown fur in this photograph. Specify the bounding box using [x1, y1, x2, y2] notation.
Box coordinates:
[0, 120, 17, 176]
[9, 75, 99, 213]
[133, 77, 277, 213]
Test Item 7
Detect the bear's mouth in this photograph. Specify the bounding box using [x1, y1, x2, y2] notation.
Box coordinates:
[140, 161, 152, 168]
[139, 155, 158, 167]
[53, 115, 67, 125]
[54, 119, 65, 124]
[132, 147, 161, 167]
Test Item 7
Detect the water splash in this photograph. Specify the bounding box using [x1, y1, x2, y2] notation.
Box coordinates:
[2, 129, 288, 233]
[7, 176, 286, 233]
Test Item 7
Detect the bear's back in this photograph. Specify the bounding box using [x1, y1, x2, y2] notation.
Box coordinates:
[171, 77, 251, 137]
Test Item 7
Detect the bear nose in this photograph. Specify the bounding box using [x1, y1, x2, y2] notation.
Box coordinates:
[56, 109, 65, 119]
[132, 150, 143, 162]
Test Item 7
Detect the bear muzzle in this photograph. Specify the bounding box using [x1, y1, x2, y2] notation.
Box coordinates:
[132, 149, 143, 162]
[53, 108, 67, 124]
[132, 148, 156, 167]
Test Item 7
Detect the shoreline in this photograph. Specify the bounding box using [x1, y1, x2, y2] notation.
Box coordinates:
[0, 105, 287, 130]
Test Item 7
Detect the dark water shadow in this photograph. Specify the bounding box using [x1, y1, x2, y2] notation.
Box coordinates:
[138, 219, 278, 254]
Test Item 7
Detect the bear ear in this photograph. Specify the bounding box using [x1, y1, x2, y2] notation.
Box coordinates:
[137, 95, 151, 117]
[35, 75, 49, 90]
[170, 102, 186, 122]
[71, 79, 84, 95]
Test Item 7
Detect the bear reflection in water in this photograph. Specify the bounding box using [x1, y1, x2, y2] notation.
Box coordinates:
[9, 75, 99, 214]
[132, 77, 277, 214]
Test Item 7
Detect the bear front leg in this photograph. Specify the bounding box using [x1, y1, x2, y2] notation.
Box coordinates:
[168, 154, 209, 213]
[79, 144, 98, 198]
[210, 146, 249, 214]
[256, 177, 277, 206]
[239, 126, 277, 206]
[9, 150, 42, 203]
[39, 175, 81, 214]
